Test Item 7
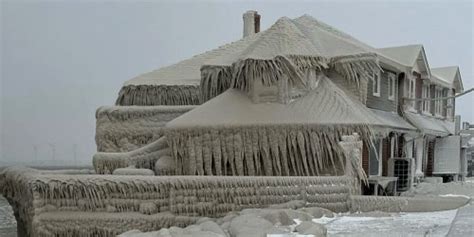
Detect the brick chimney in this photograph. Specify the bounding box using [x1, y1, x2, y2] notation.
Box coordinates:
[243, 10, 260, 38]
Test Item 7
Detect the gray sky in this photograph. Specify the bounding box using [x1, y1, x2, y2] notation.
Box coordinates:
[1, 0, 473, 165]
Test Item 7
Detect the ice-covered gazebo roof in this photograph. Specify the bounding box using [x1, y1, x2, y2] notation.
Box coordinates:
[167, 76, 413, 132]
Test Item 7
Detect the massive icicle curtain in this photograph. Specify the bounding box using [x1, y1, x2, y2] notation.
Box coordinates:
[166, 125, 373, 177]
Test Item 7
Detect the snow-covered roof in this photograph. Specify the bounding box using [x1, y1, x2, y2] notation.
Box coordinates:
[404, 111, 455, 136]
[124, 32, 262, 87]
[431, 66, 464, 92]
[377, 44, 431, 77]
[124, 15, 403, 88]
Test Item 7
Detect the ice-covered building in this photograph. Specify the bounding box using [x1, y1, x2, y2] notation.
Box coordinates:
[0, 11, 467, 237]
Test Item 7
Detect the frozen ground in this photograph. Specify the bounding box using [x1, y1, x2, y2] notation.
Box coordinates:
[313, 209, 457, 237]
[402, 178, 474, 200]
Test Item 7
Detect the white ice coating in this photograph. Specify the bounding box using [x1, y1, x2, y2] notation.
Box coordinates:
[113, 166, 155, 176]
[95, 106, 194, 152]
[93, 136, 170, 174]
[116, 15, 386, 106]
[1, 12, 464, 237]
[0, 167, 356, 237]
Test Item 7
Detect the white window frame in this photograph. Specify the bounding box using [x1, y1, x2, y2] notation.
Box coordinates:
[390, 136, 396, 158]
[372, 71, 381, 97]
[446, 89, 453, 119]
[435, 88, 443, 117]
[422, 84, 430, 113]
[388, 73, 396, 101]
[377, 141, 383, 175]
[405, 77, 416, 110]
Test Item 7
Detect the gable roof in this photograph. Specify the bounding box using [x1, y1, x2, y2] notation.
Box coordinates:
[377, 44, 431, 77]
[431, 66, 464, 92]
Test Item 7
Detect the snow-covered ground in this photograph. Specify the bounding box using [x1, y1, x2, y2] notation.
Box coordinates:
[402, 178, 474, 200]
[312, 210, 457, 237]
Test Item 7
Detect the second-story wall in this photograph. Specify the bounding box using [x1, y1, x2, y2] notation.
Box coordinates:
[366, 68, 398, 112]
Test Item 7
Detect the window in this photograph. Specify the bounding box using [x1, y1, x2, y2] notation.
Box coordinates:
[405, 77, 416, 109]
[434, 88, 444, 116]
[372, 72, 380, 97]
[446, 89, 453, 119]
[422, 84, 430, 113]
[388, 73, 396, 100]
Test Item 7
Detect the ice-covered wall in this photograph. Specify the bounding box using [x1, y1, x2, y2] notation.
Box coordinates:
[0, 167, 352, 237]
[95, 106, 195, 152]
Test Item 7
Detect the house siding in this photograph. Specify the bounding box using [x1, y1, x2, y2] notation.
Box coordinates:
[366, 69, 398, 112]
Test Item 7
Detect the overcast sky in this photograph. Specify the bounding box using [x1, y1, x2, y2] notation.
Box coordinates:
[1, 0, 473, 165]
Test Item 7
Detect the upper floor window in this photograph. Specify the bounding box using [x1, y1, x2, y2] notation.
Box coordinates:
[388, 73, 396, 101]
[434, 88, 443, 116]
[372, 72, 381, 97]
[446, 89, 454, 119]
[422, 84, 430, 113]
[405, 77, 416, 109]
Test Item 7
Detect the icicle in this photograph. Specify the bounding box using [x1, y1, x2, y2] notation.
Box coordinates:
[194, 135, 204, 175]
[210, 129, 222, 176]
[259, 128, 273, 176]
[251, 128, 261, 175]
[268, 128, 282, 176]
[277, 128, 290, 176]
[220, 132, 229, 176]
[243, 129, 255, 176]
[233, 132, 244, 176]
[202, 133, 213, 175]
[186, 136, 196, 175]
[296, 131, 310, 176]
[225, 131, 236, 175]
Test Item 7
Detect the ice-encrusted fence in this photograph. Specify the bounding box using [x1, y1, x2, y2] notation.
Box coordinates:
[0, 167, 352, 237]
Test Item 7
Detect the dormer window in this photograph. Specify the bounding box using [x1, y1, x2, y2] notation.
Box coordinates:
[388, 73, 396, 101]
[372, 72, 381, 97]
